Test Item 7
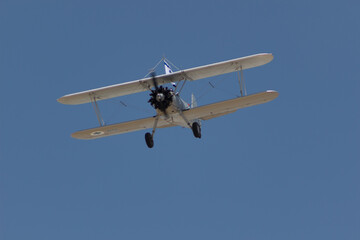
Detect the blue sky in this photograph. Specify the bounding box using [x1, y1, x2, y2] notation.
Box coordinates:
[1, 0, 359, 239]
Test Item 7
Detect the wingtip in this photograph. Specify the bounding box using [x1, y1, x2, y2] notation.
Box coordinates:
[256, 52, 273, 56]
[265, 90, 279, 98]
[57, 95, 79, 105]
[57, 96, 68, 105]
[263, 53, 274, 61]
[251, 53, 274, 65]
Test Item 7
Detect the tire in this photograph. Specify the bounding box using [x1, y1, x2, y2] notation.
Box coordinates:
[192, 122, 201, 138]
[145, 132, 154, 148]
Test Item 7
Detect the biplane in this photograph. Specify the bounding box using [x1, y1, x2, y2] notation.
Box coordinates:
[57, 53, 278, 148]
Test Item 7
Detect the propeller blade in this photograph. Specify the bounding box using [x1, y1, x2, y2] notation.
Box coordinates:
[150, 72, 158, 90]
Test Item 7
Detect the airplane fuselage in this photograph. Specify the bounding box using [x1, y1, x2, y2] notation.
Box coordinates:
[155, 93, 192, 128]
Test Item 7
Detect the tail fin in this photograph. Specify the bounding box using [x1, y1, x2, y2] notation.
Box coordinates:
[191, 93, 197, 108]
[164, 59, 176, 87]
[164, 60, 173, 74]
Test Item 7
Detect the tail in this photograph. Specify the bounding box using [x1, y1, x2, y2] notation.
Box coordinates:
[191, 93, 197, 108]
[164, 60, 176, 87]
[164, 60, 173, 74]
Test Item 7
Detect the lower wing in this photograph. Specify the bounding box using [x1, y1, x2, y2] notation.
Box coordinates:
[183, 90, 278, 120]
[71, 90, 278, 140]
[71, 116, 174, 140]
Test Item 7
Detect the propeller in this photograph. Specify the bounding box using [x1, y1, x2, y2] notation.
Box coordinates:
[150, 72, 158, 90]
[148, 72, 173, 116]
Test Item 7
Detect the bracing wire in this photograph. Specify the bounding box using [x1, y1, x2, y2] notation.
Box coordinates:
[163, 57, 181, 71]
[143, 57, 165, 78]
[143, 56, 183, 78]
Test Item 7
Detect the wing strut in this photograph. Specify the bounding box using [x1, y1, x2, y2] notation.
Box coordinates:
[90, 93, 105, 127]
[237, 66, 247, 97]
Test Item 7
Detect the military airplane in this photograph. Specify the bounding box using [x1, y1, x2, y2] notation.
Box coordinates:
[58, 53, 278, 148]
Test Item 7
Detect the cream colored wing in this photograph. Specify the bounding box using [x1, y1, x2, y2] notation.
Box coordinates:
[183, 90, 279, 121]
[71, 116, 174, 140]
[58, 53, 273, 105]
[72, 91, 278, 140]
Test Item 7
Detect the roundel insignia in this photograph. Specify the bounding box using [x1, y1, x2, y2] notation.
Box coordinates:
[91, 131, 105, 136]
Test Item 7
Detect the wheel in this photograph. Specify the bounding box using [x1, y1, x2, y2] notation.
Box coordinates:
[145, 132, 154, 148]
[192, 122, 201, 138]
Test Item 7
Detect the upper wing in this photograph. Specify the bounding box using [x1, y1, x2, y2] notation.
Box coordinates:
[58, 53, 273, 105]
[183, 90, 279, 121]
[71, 116, 174, 140]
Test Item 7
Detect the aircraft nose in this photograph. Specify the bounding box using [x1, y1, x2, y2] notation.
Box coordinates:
[156, 93, 165, 102]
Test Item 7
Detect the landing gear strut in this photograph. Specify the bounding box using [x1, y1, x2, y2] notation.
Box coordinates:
[145, 115, 159, 148]
[192, 122, 201, 138]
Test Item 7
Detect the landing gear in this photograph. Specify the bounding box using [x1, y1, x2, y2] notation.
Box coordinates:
[192, 122, 201, 138]
[145, 132, 154, 148]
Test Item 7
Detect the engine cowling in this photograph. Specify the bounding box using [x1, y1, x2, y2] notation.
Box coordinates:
[148, 86, 173, 112]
